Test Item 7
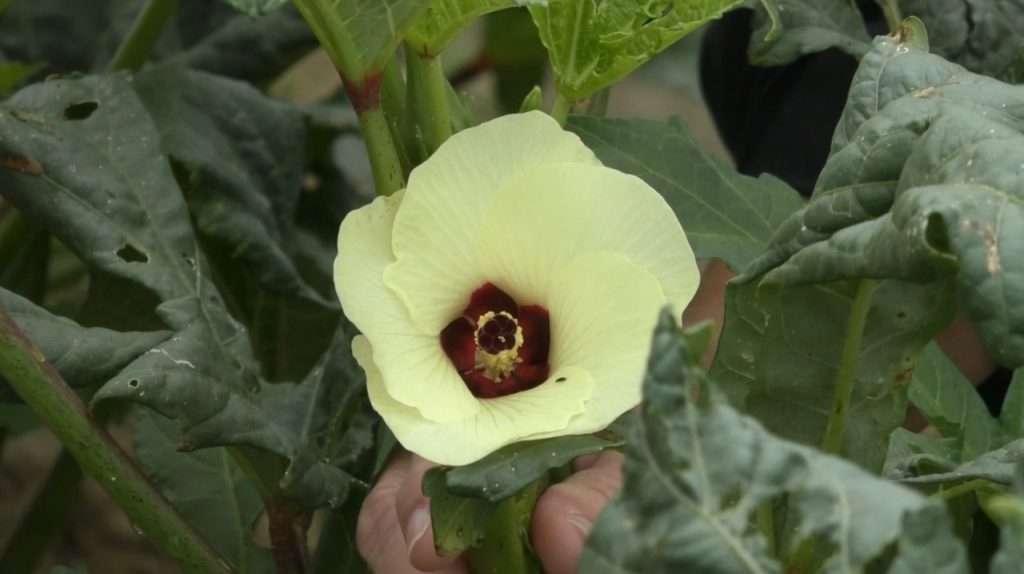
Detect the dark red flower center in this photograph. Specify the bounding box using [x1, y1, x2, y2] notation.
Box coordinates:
[440, 283, 550, 399]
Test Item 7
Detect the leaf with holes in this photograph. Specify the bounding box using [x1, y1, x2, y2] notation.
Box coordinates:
[0, 287, 169, 395]
[0, 73, 362, 509]
[568, 116, 804, 271]
[528, 0, 747, 101]
[580, 309, 942, 573]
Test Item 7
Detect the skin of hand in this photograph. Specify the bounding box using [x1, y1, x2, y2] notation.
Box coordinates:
[356, 450, 623, 574]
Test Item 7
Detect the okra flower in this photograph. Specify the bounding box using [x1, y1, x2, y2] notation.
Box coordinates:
[335, 112, 698, 465]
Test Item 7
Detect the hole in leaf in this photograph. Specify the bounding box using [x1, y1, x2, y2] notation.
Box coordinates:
[63, 101, 99, 121]
[128, 379, 140, 388]
[555, 377, 567, 383]
[117, 244, 149, 263]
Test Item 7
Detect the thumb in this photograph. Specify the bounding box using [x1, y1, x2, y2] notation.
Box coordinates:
[531, 451, 623, 574]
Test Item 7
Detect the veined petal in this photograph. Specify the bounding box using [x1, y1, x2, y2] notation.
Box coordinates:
[476, 163, 699, 313]
[543, 252, 668, 435]
[354, 336, 595, 466]
[384, 111, 599, 335]
[334, 192, 479, 423]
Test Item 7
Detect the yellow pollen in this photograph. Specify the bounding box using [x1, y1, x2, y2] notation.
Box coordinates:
[473, 311, 524, 382]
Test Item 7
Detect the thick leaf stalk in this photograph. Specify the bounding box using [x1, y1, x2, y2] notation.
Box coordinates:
[406, 47, 453, 153]
[292, 0, 407, 195]
[822, 279, 878, 455]
[108, 0, 180, 72]
[0, 309, 230, 574]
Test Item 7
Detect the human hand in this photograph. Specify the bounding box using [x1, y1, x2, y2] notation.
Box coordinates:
[355, 450, 623, 574]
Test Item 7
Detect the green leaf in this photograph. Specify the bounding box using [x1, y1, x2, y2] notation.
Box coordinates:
[276, 321, 379, 507]
[294, 0, 432, 78]
[908, 343, 1002, 460]
[406, 0, 537, 56]
[528, 0, 746, 101]
[134, 410, 275, 574]
[444, 428, 625, 503]
[221, 0, 288, 16]
[0, 74, 362, 509]
[710, 279, 954, 471]
[989, 464, 1024, 574]
[902, 438, 1024, 487]
[134, 64, 326, 308]
[423, 467, 497, 556]
[177, 5, 318, 85]
[0, 287, 169, 392]
[1001, 370, 1024, 437]
[568, 116, 804, 270]
[888, 504, 970, 574]
[580, 309, 936, 573]
[883, 427, 960, 481]
[740, 37, 1024, 369]
[0, 210, 49, 301]
[748, 0, 871, 66]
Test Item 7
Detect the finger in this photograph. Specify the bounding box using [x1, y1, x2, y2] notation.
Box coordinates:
[394, 456, 466, 572]
[532, 451, 624, 574]
[357, 454, 423, 574]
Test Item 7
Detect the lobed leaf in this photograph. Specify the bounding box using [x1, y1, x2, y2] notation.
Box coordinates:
[569, 116, 804, 271]
[406, 0, 544, 56]
[580, 309, 946, 573]
[528, 0, 746, 101]
[0, 73, 367, 509]
[740, 37, 1024, 369]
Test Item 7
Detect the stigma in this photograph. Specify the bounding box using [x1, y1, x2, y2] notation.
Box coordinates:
[440, 283, 551, 399]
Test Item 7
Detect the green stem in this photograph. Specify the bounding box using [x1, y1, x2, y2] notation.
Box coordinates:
[821, 280, 878, 455]
[876, 0, 902, 32]
[359, 106, 406, 195]
[291, 0, 406, 195]
[467, 477, 548, 574]
[0, 449, 83, 573]
[381, 56, 411, 175]
[407, 47, 452, 153]
[0, 309, 230, 574]
[550, 91, 573, 126]
[108, 0, 178, 72]
[932, 479, 989, 501]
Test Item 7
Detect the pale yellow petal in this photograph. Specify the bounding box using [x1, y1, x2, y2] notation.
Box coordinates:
[334, 191, 479, 423]
[354, 336, 595, 466]
[476, 162, 699, 314]
[542, 252, 668, 435]
[384, 111, 599, 335]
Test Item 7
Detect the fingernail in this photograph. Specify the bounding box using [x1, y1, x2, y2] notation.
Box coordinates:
[567, 513, 593, 538]
[404, 503, 430, 555]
